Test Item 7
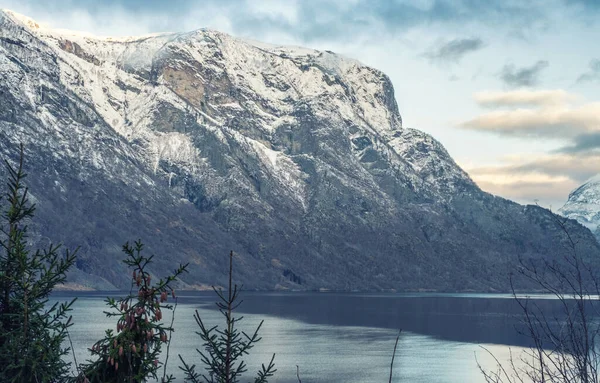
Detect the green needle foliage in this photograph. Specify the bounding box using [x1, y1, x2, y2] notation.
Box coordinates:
[178, 251, 276, 383]
[0, 144, 78, 382]
[78, 240, 188, 383]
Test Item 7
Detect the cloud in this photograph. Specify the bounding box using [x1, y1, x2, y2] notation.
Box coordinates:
[507, 153, 600, 181]
[212, 0, 548, 42]
[474, 89, 578, 108]
[576, 59, 600, 83]
[475, 178, 576, 206]
[460, 89, 600, 205]
[566, 0, 600, 11]
[422, 38, 485, 63]
[464, 152, 600, 206]
[556, 132, 600, 154]
[5, 0, 600, 47]
[467, 164, 577, 207]
[459, 100, 600, 138]
[499, 60, 549, 87]
[0, 0, 559, 42]
[469, 154, 600, 182]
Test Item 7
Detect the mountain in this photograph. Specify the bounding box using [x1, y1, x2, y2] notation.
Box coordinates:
[1, 10, 598, 291]
[559, 176, 600, 239]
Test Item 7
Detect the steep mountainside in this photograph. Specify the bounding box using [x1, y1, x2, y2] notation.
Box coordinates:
[559, 176, 600, 239]
[1, 10, 598, 291]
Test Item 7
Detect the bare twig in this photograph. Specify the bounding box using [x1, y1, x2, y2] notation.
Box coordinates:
[389, 330, 402, 383]
[476, 345, 517, 383]
[296, 365, 301, 383]
[162, 297, 178, 382]
[66, 325, 81, 378]
[479, 207, 600, 383]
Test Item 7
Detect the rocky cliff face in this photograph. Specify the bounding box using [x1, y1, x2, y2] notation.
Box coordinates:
[1, 10, 598, 291]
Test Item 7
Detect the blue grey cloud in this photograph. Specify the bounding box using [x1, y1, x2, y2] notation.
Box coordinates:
[576, 59, 600, 83]
[557, 132, 600, 154]
[198, 0, 546, 42]
[423, 38, 485, 63]
[564, 0, 600, 9]
[473, 154, 600, 183]
[499, 60, 549, 87]
[0, 0, 560, 42]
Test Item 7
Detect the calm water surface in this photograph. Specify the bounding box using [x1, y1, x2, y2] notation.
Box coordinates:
[51, 292, 553, 382]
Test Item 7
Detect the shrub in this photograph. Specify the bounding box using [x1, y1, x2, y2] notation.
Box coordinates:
[0, 144, 78, 382]
[178, 251, 276, 383]
[78, 240, 187, 382]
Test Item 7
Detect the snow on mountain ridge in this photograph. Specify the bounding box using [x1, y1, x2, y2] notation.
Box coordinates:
[1, 9, 466, 200]
[1, 9, 175, 41]
[559, 176, 600, 232]
[3, 9, 401, 131]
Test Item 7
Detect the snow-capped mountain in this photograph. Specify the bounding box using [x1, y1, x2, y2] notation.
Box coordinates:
[1, 10, 598, 291]
[559, 176, 600, 238]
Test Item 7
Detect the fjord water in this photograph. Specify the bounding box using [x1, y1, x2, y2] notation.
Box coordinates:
[56, 292, 542, 382]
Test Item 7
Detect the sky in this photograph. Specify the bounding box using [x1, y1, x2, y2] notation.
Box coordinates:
[1, 0, 600, 209]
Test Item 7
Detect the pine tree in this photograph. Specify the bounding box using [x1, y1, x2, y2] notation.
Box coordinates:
[178, 251, 276, 383]
[79, 240, 188, 383]
[0, 144, 78, 382]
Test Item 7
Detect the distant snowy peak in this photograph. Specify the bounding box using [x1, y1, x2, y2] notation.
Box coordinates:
[559, 176, 600, 232]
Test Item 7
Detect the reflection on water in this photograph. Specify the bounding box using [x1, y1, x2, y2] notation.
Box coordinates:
[52, 292, 560, 382]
